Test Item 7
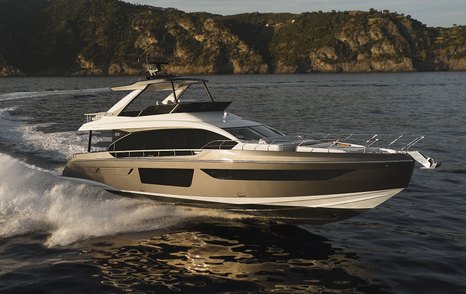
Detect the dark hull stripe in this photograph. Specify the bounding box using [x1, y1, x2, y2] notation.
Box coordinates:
[202, 169, 354, 181]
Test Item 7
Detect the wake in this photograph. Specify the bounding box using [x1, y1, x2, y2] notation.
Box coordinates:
[0, 88, 110, 101]
[0, 153, 240, 247]
[0, 107, 94, 162]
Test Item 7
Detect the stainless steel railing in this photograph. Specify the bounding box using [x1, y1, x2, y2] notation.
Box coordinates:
[109, 149, 200, 158]
[101, 134, 425, 158]
[84, 112, 105, 122]
[317, 133, 425, 151]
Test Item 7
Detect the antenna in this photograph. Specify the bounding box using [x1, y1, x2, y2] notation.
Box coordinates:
[145, 55, 168, 79]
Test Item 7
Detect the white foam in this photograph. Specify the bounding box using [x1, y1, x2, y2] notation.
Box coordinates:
[0, 107, 90, 161]
[0, 108, 22, 139]
[0, 153, 247, 247]
[18, 124, 88, 160]
[0, 89, 111, 161]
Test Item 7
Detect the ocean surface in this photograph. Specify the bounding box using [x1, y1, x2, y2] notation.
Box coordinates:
[0, 73, 465, 293]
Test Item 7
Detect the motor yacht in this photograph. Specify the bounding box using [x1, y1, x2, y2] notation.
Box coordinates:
[63, 64, 439, 224]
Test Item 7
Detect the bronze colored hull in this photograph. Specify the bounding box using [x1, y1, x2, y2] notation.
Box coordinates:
[63, 150, 414, 223]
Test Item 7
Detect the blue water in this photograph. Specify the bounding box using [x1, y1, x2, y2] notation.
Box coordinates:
[0, 72, 465, 293]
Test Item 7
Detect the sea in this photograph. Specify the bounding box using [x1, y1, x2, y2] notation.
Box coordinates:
[0, 72, 465, 293]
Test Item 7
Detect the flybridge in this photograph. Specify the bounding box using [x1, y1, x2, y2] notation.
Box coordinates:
[111, 60, 215, 101]
[111, 77, 211, 93]
[85, 62, 229, 121]
[105, 62, 220, 116]
[84, 77, 230, 121]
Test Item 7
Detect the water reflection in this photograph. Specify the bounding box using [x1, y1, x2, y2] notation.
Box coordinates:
[82, 220, 389, 293]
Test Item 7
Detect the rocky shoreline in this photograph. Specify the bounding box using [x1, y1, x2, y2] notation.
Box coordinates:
[0, 0, 465, 76]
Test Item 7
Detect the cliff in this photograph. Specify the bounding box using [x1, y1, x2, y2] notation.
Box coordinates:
[0, 0, 465, 76]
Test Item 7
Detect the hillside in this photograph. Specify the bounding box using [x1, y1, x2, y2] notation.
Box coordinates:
[0, 0, 465, 76]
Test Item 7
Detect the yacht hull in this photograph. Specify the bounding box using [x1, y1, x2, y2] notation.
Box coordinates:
[63, 150, 415, 224]
[107, 188, 402, 224]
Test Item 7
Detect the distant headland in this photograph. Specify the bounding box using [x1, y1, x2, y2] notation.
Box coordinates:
[1, 0, 465, 76]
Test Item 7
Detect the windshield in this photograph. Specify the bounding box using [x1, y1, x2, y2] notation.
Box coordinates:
[224, 126, 285, 141]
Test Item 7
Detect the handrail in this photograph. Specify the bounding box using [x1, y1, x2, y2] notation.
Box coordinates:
[201, 140, 239, 149]
[85, 112, 105, 122]
[100, 134, 427, 158]
[388, 135, 404, 147]
[109, 148, 201, 158]
[401, 136, 424, 151]
[199, 135, 426, 153]
[314, 133, 426, 151]
[108, 140, 240, 158]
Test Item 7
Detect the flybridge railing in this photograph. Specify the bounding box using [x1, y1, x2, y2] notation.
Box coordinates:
[85, 112, 105, 123]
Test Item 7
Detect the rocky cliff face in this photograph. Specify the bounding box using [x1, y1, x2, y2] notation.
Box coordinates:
[0, 56, 24, 76]
[0, 0, 464, 75]
[320, 15, 418, 72]
[0, 64, 24, 77]
[260, 11, 458, 73]
[127, 14, 268, 74]
[429, 26, 466, 70]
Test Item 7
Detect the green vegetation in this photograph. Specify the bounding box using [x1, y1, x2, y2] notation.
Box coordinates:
[0, 0, 464, 75]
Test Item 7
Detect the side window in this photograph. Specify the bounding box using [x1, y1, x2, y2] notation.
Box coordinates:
[224, 126, 285, 141]
[109, 129, 230, 151]
[251, 125, 285, 137]
[225, 127, 263, 141]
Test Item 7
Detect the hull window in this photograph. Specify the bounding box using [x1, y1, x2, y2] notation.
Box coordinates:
[202, 169, 353, 181]
[139, 168, 194, 187]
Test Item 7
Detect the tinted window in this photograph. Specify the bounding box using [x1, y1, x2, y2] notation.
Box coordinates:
[109, 129, 230, 151]
[139, 168, 193, 187]
[251, 126, 284, 137]
[224, 126, 285, 141]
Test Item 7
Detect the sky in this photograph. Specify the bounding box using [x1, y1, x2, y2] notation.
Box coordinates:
[125, 0, 465, 27]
